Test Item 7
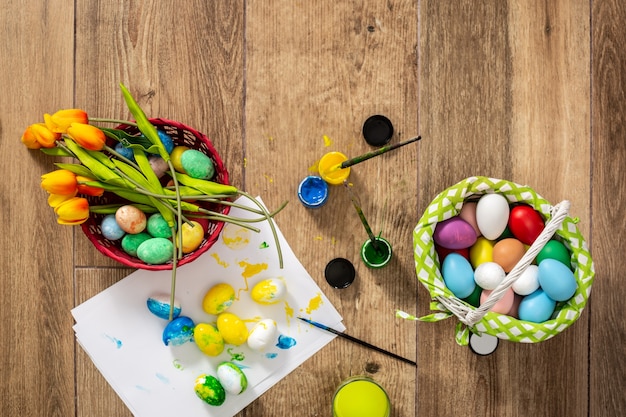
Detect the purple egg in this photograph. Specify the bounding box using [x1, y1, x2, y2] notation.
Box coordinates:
[434, 216, 478, 249]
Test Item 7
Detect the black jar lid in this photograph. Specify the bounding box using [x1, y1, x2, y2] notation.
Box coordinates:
[362, 115, 394, 147]
[325, 258, 356, 289]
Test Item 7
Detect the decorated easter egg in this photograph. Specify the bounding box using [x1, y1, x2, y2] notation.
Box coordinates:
[216, 362, 248, 395]
[181, 149, 215, 180]
[176, 220, 205, 253]
[518, 289, 556, 323]
[536, 239, 571, 268]
[433, 217, 477, 249]
[247, 318, 278, 351]
[251, 278, 287, 305]
[146, 213, 173, 238]
[148, 155, 169, 178]
[115, 205, 147, 234]
[147, 293, 181, 320]
[463, 284, 483, 308]
[137, 237, 173, 264]
[492, 238, 525, 272]
[473, 261, 505, 290]
[114, 142, 135, 162]
[170, 145, 190, 173]
[156, 130, 175, 154]
[202, 283, 235, 315]
[101, 214, 125, 240]
[475, 193, 510, 240]
[480, 288, 515, 314]
[121, 232, 152, 257]
[435, 244, 470, 264]
[538, 258, 577, 301]
[508, 204, 545, 245]
[459, 201, 481, 236]
[193, 323, 225, 356]
[217, 313, 248, 346]
[163, 316, 195, 346]
[441, 253, 476, 298]
[469, 236, 494, 268]
[194, 374, 226, 406]
[512, 264, 540, 296]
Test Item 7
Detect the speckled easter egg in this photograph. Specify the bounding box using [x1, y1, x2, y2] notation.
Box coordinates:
[115, 205, 147, 234]
[162, 316, 195, 346]
[101, 214, 126, 240]
[146, 213, 173, 238]
[216, 362, 248, 395]
[217, 313, 248, 346]
[156, 130, 175, 154]
[114, 142, 135, 162]
[137, 237, 173, 264]
[194, 374, 226, 406]
[193, 323, 225, 356]
[202, 283, 236, 315]
[121, 232, 152, 257]
[148, 155, 169, 178]
[147, 293, 181, 320]
[176, 220, 205, 253]
[170, 145, 189, 173]
[247, 318, 278, 351]
[251, 278, 287, 305]
[181, 149, 215, 180]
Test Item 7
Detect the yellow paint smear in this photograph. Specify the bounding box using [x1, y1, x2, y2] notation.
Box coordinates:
[210, 253, 229, 268]
[314, 236, 323, 241]
[236, 260, 268, 299]
[284, 301, 294, 326]
[305, 293, 324, 314]
[242, 316, 263, 324]
[309, 161, 320, 173]
[323, 134, 333, 147]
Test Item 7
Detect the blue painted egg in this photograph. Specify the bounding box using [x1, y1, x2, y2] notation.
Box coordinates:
[441, 253, 476, 298]
[518, 289, 556, 323]
[163, 316, 195, 346]
[147, 293, 181, 320]
[157, 130, 175, 154]
[538, 258, 577, 302]
[114, 142, 135, 162]
[101, 214, 125, 240]
[433, 216, 477, 249]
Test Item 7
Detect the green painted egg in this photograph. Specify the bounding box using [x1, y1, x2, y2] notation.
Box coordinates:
[181, 149, 215, 180]
[136, 237, 173, 264]
[194, 374, 226, 406]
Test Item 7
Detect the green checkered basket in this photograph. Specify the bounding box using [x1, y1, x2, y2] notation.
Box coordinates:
[412, 176, 595, 345]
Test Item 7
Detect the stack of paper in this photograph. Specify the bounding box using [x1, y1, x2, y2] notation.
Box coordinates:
[72, 197, 344, 416]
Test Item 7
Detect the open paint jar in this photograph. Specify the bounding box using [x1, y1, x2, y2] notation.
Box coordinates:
[297, 176, 329, 208]
[332, 376, 390, 417]
[361, 237, 392, 268]
[318, 151, 351, 185]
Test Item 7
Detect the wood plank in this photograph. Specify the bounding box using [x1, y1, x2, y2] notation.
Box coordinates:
[244, 1, 418, 415]
[418, 1, 591, 416]
[0, 1, 76, 416]
[590, 0, 626, 415]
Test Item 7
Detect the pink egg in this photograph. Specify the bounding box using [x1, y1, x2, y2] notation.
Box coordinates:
[508, 294, 523, 318]
[433, 216, 477, 249]
[459, 202, 481, 237]
[480, 288, 515, 314]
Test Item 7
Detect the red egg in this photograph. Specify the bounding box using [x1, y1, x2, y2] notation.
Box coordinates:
[508, 204, 545, 245]
[435, 244, 470, 263]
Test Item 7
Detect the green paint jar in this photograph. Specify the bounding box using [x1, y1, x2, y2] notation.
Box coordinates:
[332, 376, 390, 417]
[360, 237, 392, 268]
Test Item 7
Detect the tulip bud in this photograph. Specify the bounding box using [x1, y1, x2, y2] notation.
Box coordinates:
[54, 197, 90, 225]
[21, 123, 60, 149]
[76, 175, 105, 197]
[41, 169, 78, 195]
[66, 123, 106, 151]
[44, 109, 88, 133]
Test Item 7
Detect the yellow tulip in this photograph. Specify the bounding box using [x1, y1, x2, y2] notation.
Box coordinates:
[20, 123, 60, 149]
[44, 109, 88, 133]
[54, 197, 90, 225]
[76, 175, 104, 197]
[47, 192, 77, 208]
[66, 123, 106, 151]
[41, 169, 78, 195]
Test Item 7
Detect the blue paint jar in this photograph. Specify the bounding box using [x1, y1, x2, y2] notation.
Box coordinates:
[298, 176, 329, 208]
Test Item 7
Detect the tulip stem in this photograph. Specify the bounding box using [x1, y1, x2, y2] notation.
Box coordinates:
[90, 117, 138, 127]
[168, 225, 178, 321]
[103, 144, 142, 172]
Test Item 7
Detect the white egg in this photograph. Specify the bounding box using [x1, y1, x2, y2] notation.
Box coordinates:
[512, 264, 540, 295]
[475, 193, 510, 240]
[247, 319, 278, 351]
[216, 362, 248, 395]
[473, 262, 505, 290]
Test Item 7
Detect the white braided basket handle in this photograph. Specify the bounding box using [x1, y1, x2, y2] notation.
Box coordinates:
[462, 200, 571, 326]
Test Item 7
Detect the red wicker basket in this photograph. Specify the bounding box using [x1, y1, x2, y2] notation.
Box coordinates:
[81, 118, 231, 270]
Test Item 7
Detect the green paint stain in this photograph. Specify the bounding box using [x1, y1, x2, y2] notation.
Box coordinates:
[259, 241, 269, 249]
[227, 348, 245, 361]
[173, 359, 184, 370]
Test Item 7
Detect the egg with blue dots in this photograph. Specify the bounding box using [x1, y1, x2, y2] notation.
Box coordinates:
[146, 293, 181, 320]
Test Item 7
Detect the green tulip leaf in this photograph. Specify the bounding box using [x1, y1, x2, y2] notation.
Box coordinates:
[101, 128, 162, 154]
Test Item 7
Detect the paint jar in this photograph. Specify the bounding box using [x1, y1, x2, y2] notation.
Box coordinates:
[297, 175, 329, 208]
[332, 376, 390, 417]
[361, 237, 392, 268]
[362, 115, 394, 147]
[318, 151, 351, 185]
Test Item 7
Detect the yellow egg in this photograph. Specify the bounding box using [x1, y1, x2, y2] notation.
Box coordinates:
[193, 323, 224, 356]
[202, 283, 235, 315]
[170, 145, 190, 173]
[250, 278, 287, 305]
[216, 313, 248, 346]
[469, 237, 494, 268]
[176, 221, 205, 253]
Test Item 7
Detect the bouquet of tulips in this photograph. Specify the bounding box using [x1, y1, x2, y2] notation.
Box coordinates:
[21, 83, 286, 318]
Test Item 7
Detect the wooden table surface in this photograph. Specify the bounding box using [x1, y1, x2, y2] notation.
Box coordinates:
[1, 1, 624, 416]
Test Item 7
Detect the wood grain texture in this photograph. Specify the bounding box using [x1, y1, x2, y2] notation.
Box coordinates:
[1, 0, 625, 416]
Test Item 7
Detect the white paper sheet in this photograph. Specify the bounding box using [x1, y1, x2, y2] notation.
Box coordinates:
[72, 196, 344, 416]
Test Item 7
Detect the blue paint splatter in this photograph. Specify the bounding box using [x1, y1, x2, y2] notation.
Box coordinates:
[156, 373, 169, 384]
[276, 334, 297, 349]
[265, 352, 278, 359]
[135, 385, 150, 392]
[104, 334, 123, 349]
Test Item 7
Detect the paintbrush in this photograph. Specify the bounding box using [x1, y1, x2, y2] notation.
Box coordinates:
[326, 135, 422, 174]
[298, 317, 416, 366]
[343, 180, 381, 252]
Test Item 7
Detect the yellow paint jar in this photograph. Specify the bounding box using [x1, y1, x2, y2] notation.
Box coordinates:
[332, 376, 390, 417]
[318, 151, 350, 185]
